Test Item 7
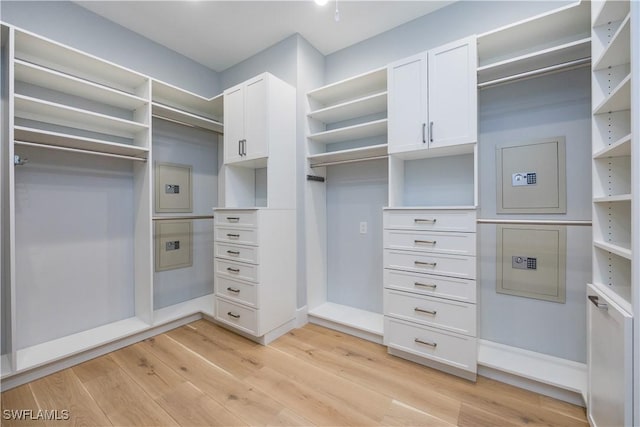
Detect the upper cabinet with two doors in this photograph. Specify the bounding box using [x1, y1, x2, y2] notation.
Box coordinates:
[388, 36, 478, 156]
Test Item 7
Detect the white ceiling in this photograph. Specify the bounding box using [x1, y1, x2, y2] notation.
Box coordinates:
[75, 1, 454, 72]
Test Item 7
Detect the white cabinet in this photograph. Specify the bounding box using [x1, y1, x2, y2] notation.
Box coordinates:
[383, 208, 477, 380]
[223, 74, 268, 164]
[387, 36, 477, 156]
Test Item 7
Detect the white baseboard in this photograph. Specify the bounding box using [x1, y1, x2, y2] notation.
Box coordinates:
[295, 305, 308, 327]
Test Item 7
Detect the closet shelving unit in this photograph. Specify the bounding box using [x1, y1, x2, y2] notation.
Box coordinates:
[588, 0, 636, 425]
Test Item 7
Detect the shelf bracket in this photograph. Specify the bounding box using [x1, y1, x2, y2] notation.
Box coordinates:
[306, 174, 325, 182]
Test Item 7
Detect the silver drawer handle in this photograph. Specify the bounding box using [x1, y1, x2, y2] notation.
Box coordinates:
[415, 261, 437, 267]
[226, 287, 240, 293]
[226, 250, 240, 256]
[227, 233, 240, 239]
[226, 217, 240, 222]
[227, 311, 241, 319]
[414, 218, 436, 224]
[415, 240, 436, 245]
[588, 295, 608, 310]
[226, 267, 240, 273]
[414, 307, 437, 316]
[414, 338, 437, 348]
[414, 282, 437, 289]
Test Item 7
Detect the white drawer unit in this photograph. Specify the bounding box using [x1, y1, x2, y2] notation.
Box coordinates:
[214, 226, 258, 246]
[214, 210, 258, 228]
[384, 229, 476, 255]
[215, 242, 259, 264]
[216, 298, 259, 336]
[215, 275, 258, 308]
[215, 258, 259, 283]
[383, 207, 477, 379]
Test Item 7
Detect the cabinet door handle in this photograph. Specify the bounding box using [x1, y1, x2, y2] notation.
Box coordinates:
[415, 240, 436, 245]
[414, 282, 437, 289]
[226, 250, 240, 256]
[422, 123, 426, 143]
[238, 140, 242, 156]
[226, 267, 240, 273]
[226, 216, 240, 222]
[227, 311, 241, 319]
[429, 121, 434, 143]
[415, 261, 437, 267]
[588, 295, 608, 310]
[414, 338, 437, 348]
[241, 139, 247, 156]
[226, 287, 240, 293]
[414, 307, 437, 316]
[414, 218, 436, 224]
[226, 233, 240, 239]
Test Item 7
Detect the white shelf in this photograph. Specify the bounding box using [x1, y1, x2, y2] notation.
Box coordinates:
[477, 1, 590, 67]
[152, 79, 223, 120]
[593, 15, 631, 71]
[594, 240, 632, 260]
[15, 59, 148, 111]
[308, 92, 387, 124]
[477, 38, 591, 84]
[14, 94, 148, 138]
[593, 0, 630, 27]
[593, 194, 632, 203]
[593, 74, 631, 115]
[153, 294, 215, 326]
[309, 144, 388, 167]
[588, 282, 632, 318]
[308, 119, 387, 145]
[593, 134, 632, 158]
[14, 29, 148, 95]
[14, 125, 149, 158]
[307, 67, 387, 106]
[308, 302, 384, 336]
[152, 102, 223, 133]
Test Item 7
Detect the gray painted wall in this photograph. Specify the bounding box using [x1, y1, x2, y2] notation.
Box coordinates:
[0, 1, 220, 95]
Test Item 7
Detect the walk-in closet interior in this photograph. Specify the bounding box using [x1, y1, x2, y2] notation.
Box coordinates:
[0, 1, 638, 426]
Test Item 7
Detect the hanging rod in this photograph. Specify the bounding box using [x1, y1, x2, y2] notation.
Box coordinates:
[478, 57, 591, 89]
[311, 155, 388, 168]
[477, 219, 592, 226]
[14, 141, 147, 162]
[152, 215, 214, 221]
[152, 113, 223, 134]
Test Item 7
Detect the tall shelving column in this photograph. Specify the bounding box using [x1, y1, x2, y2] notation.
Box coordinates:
[589, 0, 635, 425]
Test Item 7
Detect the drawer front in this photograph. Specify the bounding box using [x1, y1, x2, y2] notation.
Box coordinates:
[216, 298, 258, 335]
[384, 250, 476, 280]
[216, 275, 258, 307]
[384, 317, 477, 372]
[214, 258, 259, 283]
[215, 242, 259, 264]
[384, 210, 476, 232]
[384, 229, 476, 256]
[384, 269, 476, 303]
[214, 210, 258, 228]
[214, 226, 258, 246]
[384, 289, 476, 336]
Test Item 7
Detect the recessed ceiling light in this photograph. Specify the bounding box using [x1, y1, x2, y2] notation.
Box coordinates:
[314, 0, 328, 6]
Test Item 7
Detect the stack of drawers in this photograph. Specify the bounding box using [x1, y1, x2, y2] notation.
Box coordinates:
[383, 208, 477, 380]
[213, 208, 295, 342]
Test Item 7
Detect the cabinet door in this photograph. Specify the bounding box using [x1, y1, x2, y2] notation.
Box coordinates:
[224, 85, 245, 164]
[427, 36, 477, 148]
[243, 75, 268, 160]
[587, 284, 633, 427]
[388, 53, 428, 154]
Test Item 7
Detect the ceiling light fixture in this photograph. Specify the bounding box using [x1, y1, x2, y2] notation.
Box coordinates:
[314, 0, 328, 6]
[334, 0, 340, 22]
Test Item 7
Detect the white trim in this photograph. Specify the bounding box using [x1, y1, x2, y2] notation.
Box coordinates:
[295, 305, 309, 328]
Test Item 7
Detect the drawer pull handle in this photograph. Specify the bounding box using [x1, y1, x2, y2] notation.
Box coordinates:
[227, 311, 241, 319]
[414, 307, 437, 316]
[414, 218, 436, 224]
[227, 250, 240, 256]
[226, 287, 240, 293]
[227, 267, 240, 273]
[588, 295, 608, 310]
[227, 233, 240, 239]
[414, 261, 437, 267]
[414, 338, 437, 348]
[414, 282, 437, 289]
[415, 240, 436, 245]
[226, 217, 240, 222]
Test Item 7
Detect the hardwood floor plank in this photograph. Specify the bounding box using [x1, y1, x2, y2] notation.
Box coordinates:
[539, 395, 588, 421]
[381, 400, 456, 427]
[155, 381, 247, 426]
[0, 384, 42, 427]
[266, 409, 316, 427]
[457, 402, 519, 427]
[28, 369, 112, 427]
[74, 356, 178, 426]
[140, 334, 284, 426]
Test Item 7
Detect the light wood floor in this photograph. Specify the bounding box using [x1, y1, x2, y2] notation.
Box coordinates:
[1, 320, 588, 426]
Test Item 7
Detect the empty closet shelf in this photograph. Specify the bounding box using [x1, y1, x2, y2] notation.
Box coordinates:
[309, 144, 388, 167]
[308, 119, 387, 144]
[152, 102, 223, 133]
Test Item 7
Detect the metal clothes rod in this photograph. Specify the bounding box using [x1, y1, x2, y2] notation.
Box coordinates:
[478, 57, 591, 89]
[152, 113, 223, 134]
[152, 215, 214, 221]
[311, 155, 388, 168]
[477, 219, 592, 226]
[14, 141, 147, 162]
